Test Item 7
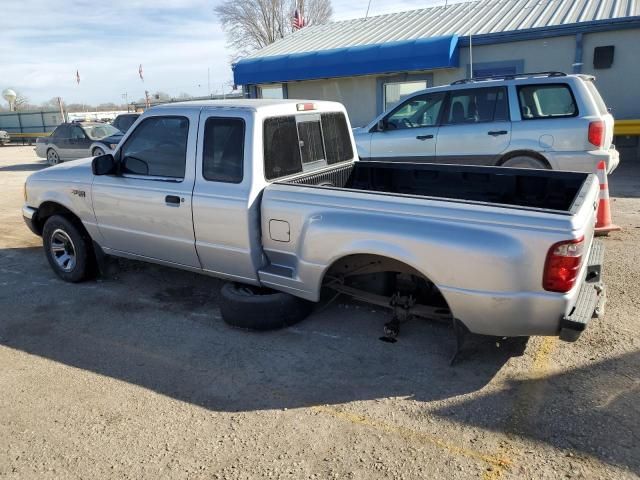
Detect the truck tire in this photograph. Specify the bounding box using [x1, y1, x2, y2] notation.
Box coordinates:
[42, 215, 93, 282]
[219, 282, 314, 330]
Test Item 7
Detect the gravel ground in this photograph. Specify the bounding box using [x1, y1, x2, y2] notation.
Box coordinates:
[0, 146, 638, 480]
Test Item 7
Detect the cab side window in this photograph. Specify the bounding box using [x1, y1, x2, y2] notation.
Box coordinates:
[120, 116, 189, 179]
[385, 93, 445, 130]
[202, 117, 245, 183]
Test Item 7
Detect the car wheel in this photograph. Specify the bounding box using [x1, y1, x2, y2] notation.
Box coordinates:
[92, 147, 105, 157]
[219, 282, 314, 330]
[43, 215, 93, 283]
[501, 156, 549, 169]
[47, 148, 60, 166]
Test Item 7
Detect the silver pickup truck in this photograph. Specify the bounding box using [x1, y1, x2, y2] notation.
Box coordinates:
[22, 99, 606, 346]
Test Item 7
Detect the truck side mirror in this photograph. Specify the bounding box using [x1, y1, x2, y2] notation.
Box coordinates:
[92, 154, 116, 176]
[377, 119, 387, 131]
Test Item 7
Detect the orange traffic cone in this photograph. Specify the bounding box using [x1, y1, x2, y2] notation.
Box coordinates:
[594, 160, 620, 236]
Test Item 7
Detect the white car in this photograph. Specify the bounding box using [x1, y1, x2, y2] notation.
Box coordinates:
[354, 72, 619, 173]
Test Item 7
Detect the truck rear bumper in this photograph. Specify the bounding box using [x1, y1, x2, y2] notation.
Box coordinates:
[559, 240, 606, 342]
[439, 240, 606, 338]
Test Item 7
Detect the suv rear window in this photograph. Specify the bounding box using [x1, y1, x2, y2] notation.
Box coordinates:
[264, 112, 353, 181]
[517, 84, 578, 119]
[584, 80, 608, 115]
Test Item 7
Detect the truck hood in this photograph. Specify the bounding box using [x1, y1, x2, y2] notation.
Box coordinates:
[28, 157, 94, 183]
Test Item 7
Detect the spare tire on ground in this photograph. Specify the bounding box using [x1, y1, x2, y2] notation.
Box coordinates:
[219, 282, 314, 330]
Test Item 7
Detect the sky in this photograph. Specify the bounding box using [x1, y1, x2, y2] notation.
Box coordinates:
[1, 0, 471, 106]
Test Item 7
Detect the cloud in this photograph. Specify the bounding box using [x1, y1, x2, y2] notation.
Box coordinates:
[2, 0, 470, 105]
[1, 0, 229, 104]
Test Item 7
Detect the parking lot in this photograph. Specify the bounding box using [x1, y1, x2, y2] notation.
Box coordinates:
[0, 146, 638, 479]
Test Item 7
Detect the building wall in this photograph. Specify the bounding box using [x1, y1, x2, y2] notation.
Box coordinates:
[287, 77, 379, 127]
[269, 29, 639, 127]
[580, 28, 640, 120]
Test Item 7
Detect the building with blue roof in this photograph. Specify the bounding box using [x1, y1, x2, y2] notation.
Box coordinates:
[233, 0, 640, 129]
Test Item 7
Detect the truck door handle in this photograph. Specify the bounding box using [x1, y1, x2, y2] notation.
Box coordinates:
[165, 195, 181, 205]
[488, 130, 508, 136]
[416, 134, 434, 140]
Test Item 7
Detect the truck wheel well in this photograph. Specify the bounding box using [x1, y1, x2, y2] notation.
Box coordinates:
[322, 254, 452, 317]
[497, 150, 551, 168]
[35, 202, 89, 240]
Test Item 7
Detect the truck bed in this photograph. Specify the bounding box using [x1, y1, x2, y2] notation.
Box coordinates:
[283, 161, 591, 214]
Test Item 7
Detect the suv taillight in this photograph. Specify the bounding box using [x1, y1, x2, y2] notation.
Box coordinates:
[588, 120, 604, 148]
[543, 237, 585, 293]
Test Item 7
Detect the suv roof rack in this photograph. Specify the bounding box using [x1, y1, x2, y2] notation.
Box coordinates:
[450, 71, 567, 85]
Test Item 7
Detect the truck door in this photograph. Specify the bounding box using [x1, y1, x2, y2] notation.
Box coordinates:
[435, 87, 512, 165]
[92, 110, 200, 268]
[368, 92, 444, 162]
[191, 109, 260, 282]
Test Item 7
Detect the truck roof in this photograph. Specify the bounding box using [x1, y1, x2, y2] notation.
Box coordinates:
[149, 99, 345, 113]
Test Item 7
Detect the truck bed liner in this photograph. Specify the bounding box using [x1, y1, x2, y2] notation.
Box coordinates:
[285, 161, 590, 213]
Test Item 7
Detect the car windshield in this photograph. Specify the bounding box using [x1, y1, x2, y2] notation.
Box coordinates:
[81, 124, 121, 140]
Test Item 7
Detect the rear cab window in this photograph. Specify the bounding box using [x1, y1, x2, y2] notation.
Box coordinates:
[264, 111, 353, 181]
[517, 83, 578, 119]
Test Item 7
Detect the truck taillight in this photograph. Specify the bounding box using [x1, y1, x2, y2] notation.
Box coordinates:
[543, 237, 585, 293]
[588, 120, 604, 148]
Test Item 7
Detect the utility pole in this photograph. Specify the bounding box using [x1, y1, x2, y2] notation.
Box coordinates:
[122, 92, 129, 112]
[207, 68, 211, 98]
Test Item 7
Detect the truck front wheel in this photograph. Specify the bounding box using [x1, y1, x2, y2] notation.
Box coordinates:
[220, 283, 313, 330]
[43, 215, 93, 282]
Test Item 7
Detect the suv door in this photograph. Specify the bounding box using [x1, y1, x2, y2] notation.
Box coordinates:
[368, 92, 445, 162]
[92, 111, 201, 267]
[435, 87, 511, 165]
[68, 125, 92, 158]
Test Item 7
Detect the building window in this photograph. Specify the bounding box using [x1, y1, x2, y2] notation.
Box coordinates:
[593, 46, 615, 69]
[383, 80, 428, 112]
[466, 60, 524, 79]
[259, 84, 285, 99]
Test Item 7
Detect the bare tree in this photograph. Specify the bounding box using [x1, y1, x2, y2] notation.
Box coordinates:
[13, 91, 31, 111]
[215, 0, 332, 58]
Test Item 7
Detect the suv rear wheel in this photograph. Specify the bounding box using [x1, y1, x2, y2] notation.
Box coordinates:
[47, 148, 60, 166]
[501, 155, 548, 169]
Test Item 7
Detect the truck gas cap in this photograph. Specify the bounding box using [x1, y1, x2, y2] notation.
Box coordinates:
[269, 219, 290, 242]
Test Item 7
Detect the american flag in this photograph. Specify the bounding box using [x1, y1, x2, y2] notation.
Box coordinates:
[292, 8, 306, 30]
[76, 70, 80, 85]
[139, 64, 144, 81]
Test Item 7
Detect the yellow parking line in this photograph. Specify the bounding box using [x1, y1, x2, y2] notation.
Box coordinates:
[312, 405, 511, 471]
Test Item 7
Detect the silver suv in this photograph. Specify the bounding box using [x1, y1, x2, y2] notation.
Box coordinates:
[354, 72, 619, 173]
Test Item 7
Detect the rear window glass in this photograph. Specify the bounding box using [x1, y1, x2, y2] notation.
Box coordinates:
[321, 112, 354, 164]
[298, 120, 325, 165]
[518, 84, 577, 119]
[584, 80, 608, 115]
[264, 112, 353, 181]
[264, 116, 302, 180]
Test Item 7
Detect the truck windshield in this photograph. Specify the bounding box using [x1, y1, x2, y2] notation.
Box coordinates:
[264, 112, 353, 181]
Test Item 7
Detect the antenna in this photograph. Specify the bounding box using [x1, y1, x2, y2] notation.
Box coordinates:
[365, 0, 373, 20]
